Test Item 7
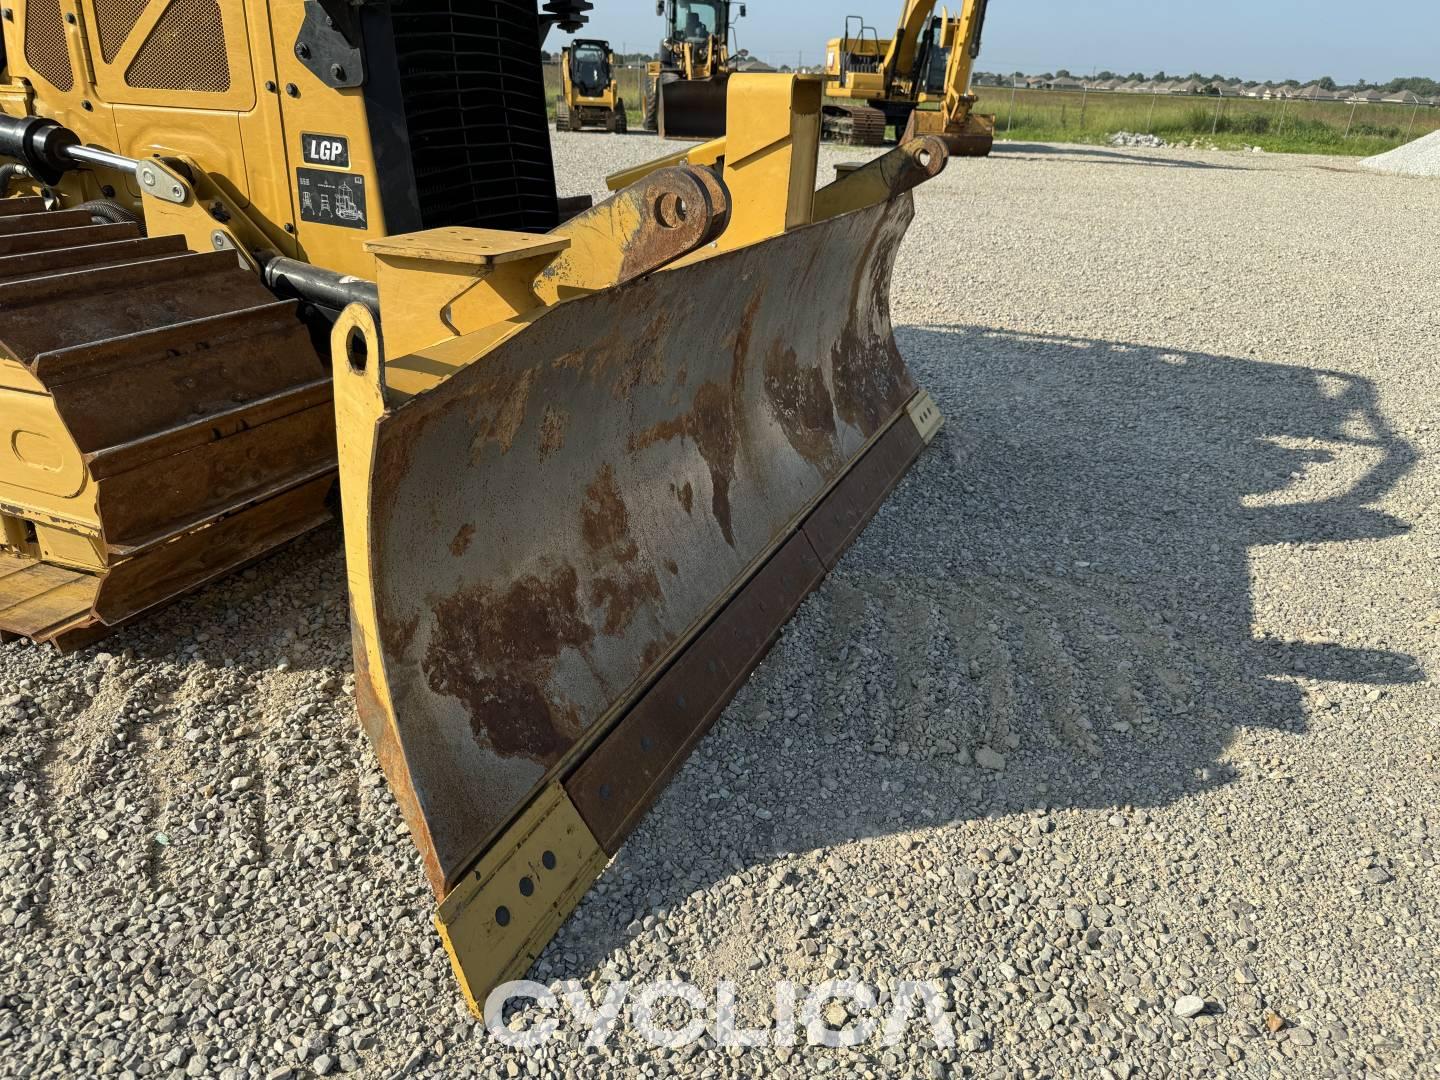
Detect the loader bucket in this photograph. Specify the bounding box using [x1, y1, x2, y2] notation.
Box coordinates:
[334, 79, 946, 1013]
[659, 75, 730, 140]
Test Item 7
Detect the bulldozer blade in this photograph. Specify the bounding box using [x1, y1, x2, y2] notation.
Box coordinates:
[337, 188, 942, 1013]
[659, 76, 730, 140]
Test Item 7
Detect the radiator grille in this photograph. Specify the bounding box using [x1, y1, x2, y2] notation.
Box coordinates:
[93, 0, 151, 63]
[125, 0, 230, 92]
[24, 0, 75, 91]
[388, 0, 558, 232]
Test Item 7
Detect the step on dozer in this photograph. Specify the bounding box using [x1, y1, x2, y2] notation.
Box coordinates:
[335, 74, 949, 1012]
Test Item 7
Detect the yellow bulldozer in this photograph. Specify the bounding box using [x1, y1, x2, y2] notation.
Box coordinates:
[0, 0, 950, 1013]
[556, 38, 627, 133]
[823, 0, 997, 155]
[643, 0, 744, 139]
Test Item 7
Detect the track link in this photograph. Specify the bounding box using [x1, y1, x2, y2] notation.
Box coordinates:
[822, 104, 889, 147]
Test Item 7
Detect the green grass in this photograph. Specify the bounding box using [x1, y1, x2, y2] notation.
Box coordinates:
[973, 87, 1440, 156]
[538, 68, 1440, 157]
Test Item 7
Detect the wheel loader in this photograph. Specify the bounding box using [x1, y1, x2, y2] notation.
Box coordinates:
[823, 0, 997, 155]
[0, 0, 950, 1014]
[556, 38, 627, 133]
[643, 0, 744, 139]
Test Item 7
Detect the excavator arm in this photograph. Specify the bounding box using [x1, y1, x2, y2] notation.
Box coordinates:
[902, 0, 996, 156]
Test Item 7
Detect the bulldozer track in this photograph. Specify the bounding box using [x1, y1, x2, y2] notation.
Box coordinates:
[0, 199, 335, 649]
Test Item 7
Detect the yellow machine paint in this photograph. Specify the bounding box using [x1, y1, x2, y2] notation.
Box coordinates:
[556, 39, 627, 133]
[0, 0, 954, 1014]
[643, 0, 746, 139]
[823, 0, 996, 155]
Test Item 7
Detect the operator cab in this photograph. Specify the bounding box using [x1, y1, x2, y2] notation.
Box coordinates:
[656, 0, 745, 47]
[568, 39, 612, 97]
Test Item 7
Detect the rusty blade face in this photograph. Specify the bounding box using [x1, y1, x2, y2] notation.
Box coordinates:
[354, 193, 919, 896]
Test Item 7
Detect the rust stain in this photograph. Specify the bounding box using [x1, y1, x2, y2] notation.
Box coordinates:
[449, 523, 475, 557]
[641, 639, 670, 666]
[378, 609, 419, 660]
[552, 349, 586, 370]
[538, 406, 569, 458]
[612, 311, 671, 401]
[664, 558, 679, 575]
[831, 223, 914, 437]
[468, 368, 537, 459]
[629, 379, 738, 546]
[590, 570, 663, 636]
[831, 320, 914, 438]
[671, 480, 694, 514]
[582, 463, 629, 552]
[423, 564, 594, 764]
[732, 289, 763, 394]
[763, 342, 838, 469]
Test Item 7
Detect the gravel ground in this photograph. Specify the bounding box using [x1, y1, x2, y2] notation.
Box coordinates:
[3, 135, 1437, 1079]
[1361, 128, 1440, 177]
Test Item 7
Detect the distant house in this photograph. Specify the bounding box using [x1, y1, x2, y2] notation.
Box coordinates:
[1045, 76, 1083, 90]
[1118, 80, 1143, 93]
[1170, 79, 1203, 94]
[1349, 89, 1385, 103]
[732, 56, 775, 73]
[1295, 83, 1323, 98]
[972, 73, 1000, 87]
[1382, 90, 1422, 105]
[1151, 80, 1175, 93]
[1219, 81, 1247, 97]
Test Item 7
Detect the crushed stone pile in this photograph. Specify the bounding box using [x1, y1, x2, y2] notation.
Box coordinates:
[1361, 128, 1440, 177]
[1108, 131, 1167, 148]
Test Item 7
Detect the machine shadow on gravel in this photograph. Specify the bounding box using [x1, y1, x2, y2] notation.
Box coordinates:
[994, 142, 1249, 171]
[557, 324, 1421, 976]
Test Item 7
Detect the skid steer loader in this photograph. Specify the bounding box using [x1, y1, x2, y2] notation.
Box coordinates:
[556, 38, 627, 133]
[0, 0, 949, 1011]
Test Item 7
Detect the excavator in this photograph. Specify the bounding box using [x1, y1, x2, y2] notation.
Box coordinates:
[556, 38, 627, 133]
[643, 0, 744, 139]
[823, 0, 996, 155]
[0, 0, 949, 1013]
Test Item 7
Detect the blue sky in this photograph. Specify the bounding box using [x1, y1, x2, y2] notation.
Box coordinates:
[579, 1, 1437, 84]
